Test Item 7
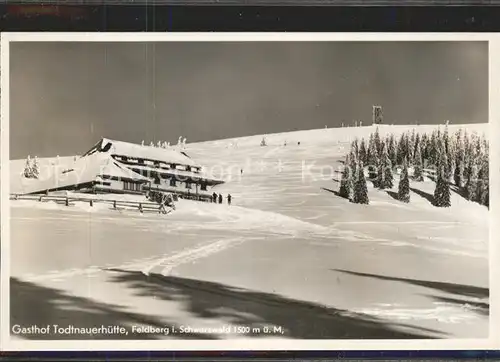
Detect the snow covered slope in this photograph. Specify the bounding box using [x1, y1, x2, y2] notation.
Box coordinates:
[9, 123, 489, 340]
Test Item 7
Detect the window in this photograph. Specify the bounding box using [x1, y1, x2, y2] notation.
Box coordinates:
[201, 182, 207, 191]
[154, 174, 161, 185]
[186, 182, 192, 189]
[186, 166, 191, 172]
[138, 159, 145, 164]
[169, 178, 176, 187]
[170, 164, 176, 170]
[154, 161, 160, 168]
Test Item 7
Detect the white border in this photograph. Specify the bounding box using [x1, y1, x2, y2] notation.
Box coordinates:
[1, 32, 498, 352]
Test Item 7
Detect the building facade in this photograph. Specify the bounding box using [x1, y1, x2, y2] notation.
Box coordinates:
[82, 138, 224, 200]
[21, 138, 224, 201]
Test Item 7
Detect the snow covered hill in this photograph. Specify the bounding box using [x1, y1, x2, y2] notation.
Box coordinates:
[8, 123, 489, 340]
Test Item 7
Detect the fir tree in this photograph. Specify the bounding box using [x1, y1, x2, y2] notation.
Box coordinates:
[443, 123, 450, 158]
[397, 133, 408, 166]
[421, 133, 429, 162]
[388, 134, 397, 167]
[352, 161, 369, 205]
[359, 138, 368, 164]
[408, 129, 416, 162]
[374, 127, 382, 155]
[31, 156, 40, 179]
[398, 159, 410, 203]
[367, 133, 375, 162]
[434, 157, 451, 208]
[377, 143, 394, 189]
[23, 156, 32, 178]
[413, 144, 424, 182]
[477, 159, 489, 206]
[349, 149, 358, 175]
[414, 133, 421, 158]
[351, 139, 360, 158]
[339, 154, 353, 200]
[429, 131, 438, 166]
[454, 134, 466, 187]
[465, 162, 479, 202]
[367, 133, 379, 181]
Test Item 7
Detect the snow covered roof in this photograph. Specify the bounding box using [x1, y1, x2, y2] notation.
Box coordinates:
[17, 153, 149, 195]
[84, 138, 200, 168]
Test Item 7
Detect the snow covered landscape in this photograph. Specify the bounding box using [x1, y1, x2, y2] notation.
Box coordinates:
[8, 123, 489, 340]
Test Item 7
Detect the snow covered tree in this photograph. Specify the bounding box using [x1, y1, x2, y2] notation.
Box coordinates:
[398, 159, 410, 203]
[434, 157, 451, 208]
[359, 138, 368, 164]
[454, 133, 466, 187]
[443, 123, 450, 157]
[397, 133, 408, 166]
[414, 133, 421, 156]
[31, 156, 40, 179]
[367, 133, 374, 159]
[374, 127, 382, 155]
[351, 139, 359, 158]
[367, 133, 379, 181]
[352, 161, 369, 205]
[141, 140, 145, 146]
[150, 141, 154, 147]
[420, 133, 429, 161]
[388, 134, 397, 167]
[349, 149, 358, 172]
[157, 140, 162, 147]
[377, 143, 393, 189]
[182, 137, 187, 148]
[338, 154, 353, 200]
[408, 129, 416, 162]
[465, 162, 479, 202]
[429, 131, 438, 166]
[23, 156, 32, 178]
[477, 158, 489, 206]
[413, 144, 424, 182]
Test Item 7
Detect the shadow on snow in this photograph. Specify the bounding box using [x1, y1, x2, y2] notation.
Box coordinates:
[11, 270, 448, 340]
[333, 269, 489, 300]
[10, 277, 217, 340]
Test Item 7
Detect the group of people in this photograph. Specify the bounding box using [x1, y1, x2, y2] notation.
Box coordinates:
[212, 192, 232, 205]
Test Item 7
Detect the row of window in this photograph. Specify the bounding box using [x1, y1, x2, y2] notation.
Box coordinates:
[152, 176, 208, 191]
[123, 181, 142, 192]
[114, 155, 197, 173]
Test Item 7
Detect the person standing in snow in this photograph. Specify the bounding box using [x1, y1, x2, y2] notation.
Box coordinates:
[227, 194, 232, 205]
[212, 192, 217, 203]
[218, 194, 223, 204]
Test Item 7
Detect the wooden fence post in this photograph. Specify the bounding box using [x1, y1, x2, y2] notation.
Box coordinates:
[90, 200, 93, 207]
[139, 203, 143, 213]
[113, 201, 117, 209]
[65, 197, 69, 206]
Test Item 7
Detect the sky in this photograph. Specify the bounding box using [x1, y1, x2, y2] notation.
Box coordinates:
[9, 41, 488, 159]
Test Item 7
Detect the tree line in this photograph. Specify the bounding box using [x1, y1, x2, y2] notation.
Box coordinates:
[338, 125, 489, 208]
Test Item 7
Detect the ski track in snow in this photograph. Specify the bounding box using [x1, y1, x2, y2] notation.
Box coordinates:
[19, 236, 266, 283]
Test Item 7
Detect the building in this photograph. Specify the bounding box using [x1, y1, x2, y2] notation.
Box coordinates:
[21, 138, 225, 201]
[373, 105, 383, 125]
